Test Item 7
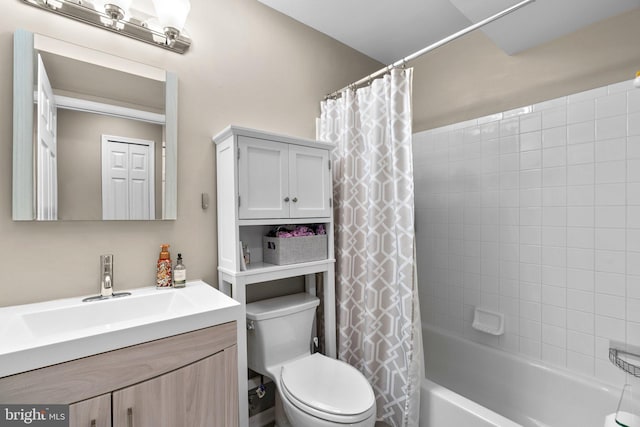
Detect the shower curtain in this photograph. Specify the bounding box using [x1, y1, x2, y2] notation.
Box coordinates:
[319, 68, 423, 427]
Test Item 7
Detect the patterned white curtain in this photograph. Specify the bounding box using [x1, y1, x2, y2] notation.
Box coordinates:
[319, 68, 423, 427]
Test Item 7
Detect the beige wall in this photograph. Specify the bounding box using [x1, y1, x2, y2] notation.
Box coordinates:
[413, 8, 640, 132]
[57, 110, 164, 220]
[0, 0, 380, 306]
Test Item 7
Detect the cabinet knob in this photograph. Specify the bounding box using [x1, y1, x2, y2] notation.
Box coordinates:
[91, 420, 96, 427]
[292, 197, 298, 203]
[127, 407, 133, 427]
[284, 197, 290, 202]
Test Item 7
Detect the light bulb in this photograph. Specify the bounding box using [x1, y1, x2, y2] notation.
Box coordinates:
[152, 0, 190, 33]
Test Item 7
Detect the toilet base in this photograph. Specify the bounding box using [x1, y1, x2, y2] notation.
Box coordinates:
[274, 392, 291, 427]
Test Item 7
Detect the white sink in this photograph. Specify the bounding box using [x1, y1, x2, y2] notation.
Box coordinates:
[0, 281, 240, 377]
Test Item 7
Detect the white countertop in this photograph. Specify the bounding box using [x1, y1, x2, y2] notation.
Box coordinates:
[0, 280, 241, 377]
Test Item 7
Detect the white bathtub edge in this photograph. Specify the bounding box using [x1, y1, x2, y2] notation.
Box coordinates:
[421, 378, 521, 427]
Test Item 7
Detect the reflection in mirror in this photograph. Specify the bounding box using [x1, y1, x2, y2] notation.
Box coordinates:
[13, 29, 177, 221]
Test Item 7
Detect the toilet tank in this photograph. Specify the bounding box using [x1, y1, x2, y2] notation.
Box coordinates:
[246, 293, 320, 376]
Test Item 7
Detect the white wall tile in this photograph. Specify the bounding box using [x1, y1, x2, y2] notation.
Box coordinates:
[567, 100, 595, 125]
[543, 108, 567, 129]
[567, 227, 593, 249]
[595, 206, 625, 228]
[567, 185, 594, 206]
[567, 289, 594, 313]
[542, 246, 566, 267]
[627, 298, 640, 323]
[501, 117, 520, 136]
[542, 285, 566, 306]
[567, 309, 594, 334]
[595, 315, 625, 341]
[627, 182, 640, 205]
[520, 131, 542, 152]
[542, 304, 566, 327]
[543, 166, 567, 187]
[628, 321, 640, 347]
[595, 161, 626, 184]
[543, 187, 566, 206]
[567, 330, 595, 356]
[628, 159, 640, 182]
[596, 93, 627, 119]
[520, 282, 541, 302]
[567, 248, 594, 272]
[595, 271, 626, 297]
[542, 226, 566, 247]
[567, 268, 594, 291]
[542, 127, 567, 148]
[521, 150, 542, 170]
[543, 147, 566, 168]
[415, 79, 635, 384]
[595, 228, 626, 251]
[628, 229, 640, 252]
[568, 164, 595, 185]
[628, 206, 640, 228]
[567, 122, 595, 145]
[542, 323, 567, 348]
[627, 251, 640, 276]
[567, 142, 594, 165]
[542, 344, 567, 367]
[567, 207, 594, 227]
[520, 318, 542, 339]
[629, 90, 640, 114]
[595, 183, 626, 206]
[595, 138, 626, 163]
[596, 115, 626, 140]
[595, 294, 625, 319]
[520, 113, 542, 133]
[630, 112, 640, 137]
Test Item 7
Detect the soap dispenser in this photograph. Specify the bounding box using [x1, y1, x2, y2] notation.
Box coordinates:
[157, 244, 172, 288]
[173, 253, 186, 288]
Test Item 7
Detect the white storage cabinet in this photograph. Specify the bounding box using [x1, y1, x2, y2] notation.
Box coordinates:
[213, 126, 337, 427]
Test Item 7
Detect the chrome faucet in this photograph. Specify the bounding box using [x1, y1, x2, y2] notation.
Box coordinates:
[83, 254, 131, 302]
[101, 254, 114, 297]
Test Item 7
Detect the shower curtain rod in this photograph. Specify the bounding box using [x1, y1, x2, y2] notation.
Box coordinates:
[324, 0, 536, 100]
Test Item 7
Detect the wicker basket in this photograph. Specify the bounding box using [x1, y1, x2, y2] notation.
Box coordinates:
[262, 235, 328, 265]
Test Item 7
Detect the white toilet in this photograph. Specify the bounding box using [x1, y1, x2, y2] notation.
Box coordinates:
[246, 293, 377, 427]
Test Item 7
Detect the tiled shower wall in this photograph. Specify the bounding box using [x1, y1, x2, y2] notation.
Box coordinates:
[413, 79, 640, 386]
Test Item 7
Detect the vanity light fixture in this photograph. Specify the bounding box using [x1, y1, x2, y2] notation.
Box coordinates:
[19, 0, 192, 54]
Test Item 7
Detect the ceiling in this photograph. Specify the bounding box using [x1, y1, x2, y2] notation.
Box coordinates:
[257, 0, 640, 64]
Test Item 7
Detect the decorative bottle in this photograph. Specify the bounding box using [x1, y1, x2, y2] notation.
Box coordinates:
[156, 244, 172, 288]
[173, 253, 186, 288]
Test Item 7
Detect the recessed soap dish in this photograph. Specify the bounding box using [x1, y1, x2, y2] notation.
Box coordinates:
[472, 307, 504, 336]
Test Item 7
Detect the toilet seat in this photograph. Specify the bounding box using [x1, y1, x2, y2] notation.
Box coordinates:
[280, 353, 376, 424]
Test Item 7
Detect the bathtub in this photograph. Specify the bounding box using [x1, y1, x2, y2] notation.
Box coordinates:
[420, 325, 625, 427]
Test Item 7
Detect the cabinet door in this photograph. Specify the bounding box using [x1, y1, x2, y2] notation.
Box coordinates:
[69, 394, 111, 427]
[289, 145, 332, 218]
[112, 347, 238, 427]
[238, 136, 289, 219]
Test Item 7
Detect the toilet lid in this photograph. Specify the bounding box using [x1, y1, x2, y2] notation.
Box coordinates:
[280, 353, 375, 420]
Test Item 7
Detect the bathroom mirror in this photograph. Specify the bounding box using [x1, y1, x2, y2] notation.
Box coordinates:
[13, 29, 177, 221]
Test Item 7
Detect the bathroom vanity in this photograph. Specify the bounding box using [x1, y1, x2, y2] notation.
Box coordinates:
[0, 281, 242, 427]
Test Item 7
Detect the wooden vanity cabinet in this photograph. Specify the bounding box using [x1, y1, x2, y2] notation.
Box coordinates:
[69, 394, 112, 427]
[0, 322, 238, 427]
